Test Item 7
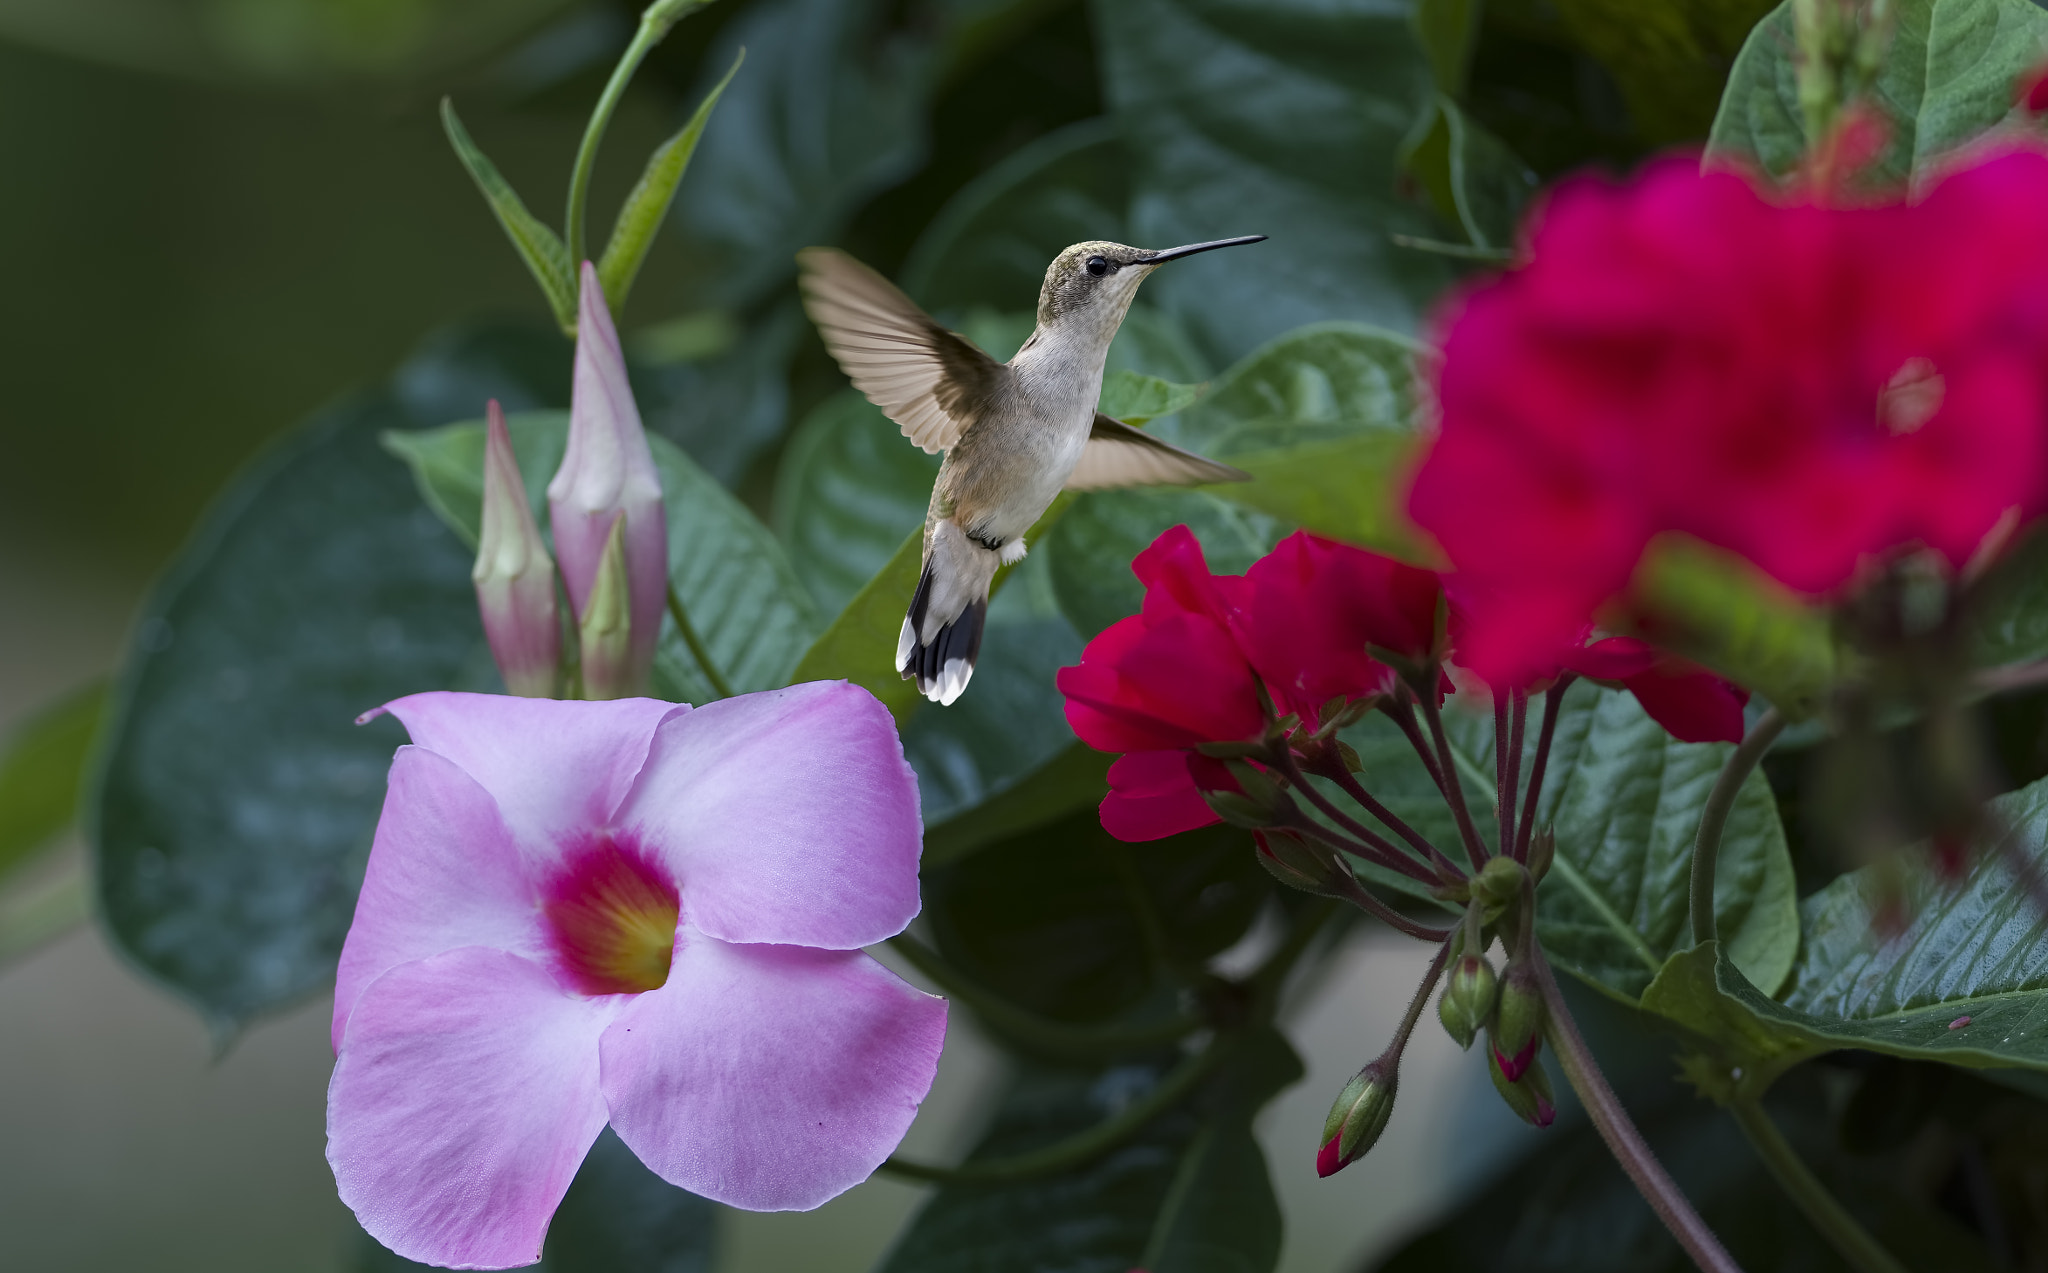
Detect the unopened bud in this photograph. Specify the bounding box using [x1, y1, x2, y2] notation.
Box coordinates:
[1203, 789, 1275, 830]
[1317, 1059, 1396, 1177]
[1472, 856, 1527, 911]
[1488, 1047, 1557, 1128]
[473, 400, 560, 697]
[1489, 959, 1543, 1081]
[1437, 953, 1499, 1050]
[577, 515, 636, 699]
[1255, 830, 1348, 897]
[550, 262, 669, 692]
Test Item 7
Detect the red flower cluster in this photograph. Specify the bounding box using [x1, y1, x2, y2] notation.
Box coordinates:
[1408, 149, 2048, 685]
[1058, 528, 1441, 841]
[1059, 527, 1747, 843]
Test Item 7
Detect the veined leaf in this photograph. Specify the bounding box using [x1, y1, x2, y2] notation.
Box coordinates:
[440, 99, 578, 335]
[1551, 0, 1777, 143]
[1709, 0, 2048, 189]
[596, 48, 745, 315]
[1099, 370, 1201, 425]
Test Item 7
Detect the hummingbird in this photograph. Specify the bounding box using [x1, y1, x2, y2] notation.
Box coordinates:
[797, 235, 1264, 706]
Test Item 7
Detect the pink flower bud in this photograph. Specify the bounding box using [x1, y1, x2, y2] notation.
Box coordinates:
[1317, 1058, 1396, 1177]
[548, 262, 668, 695]
[473, 401, 560, 698]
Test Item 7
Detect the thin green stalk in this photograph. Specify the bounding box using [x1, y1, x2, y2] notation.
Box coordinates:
[887, 933, 1198, 1058]
[1417, 688, 1491, 867]
[665, 583, 734, 700]
[1529, 946, 1744, 1273]
[879, 1037, 1226, 1185]
[1514, 678, 1570, 861]
[1730, 1099, 1909, 1273]
[565, 0, 710, 269]
[1310, 753, 1463, 881]
[1689, 709, 1784, 944]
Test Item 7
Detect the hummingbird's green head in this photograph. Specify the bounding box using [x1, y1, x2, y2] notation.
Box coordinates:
[1035, 236, 1266, 330]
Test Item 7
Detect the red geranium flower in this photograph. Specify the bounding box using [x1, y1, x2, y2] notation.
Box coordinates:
[1409, 148, 2048, 685]
[1060, 527, 1443, 841]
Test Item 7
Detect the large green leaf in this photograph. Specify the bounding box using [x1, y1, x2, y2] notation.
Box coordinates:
[91, 391, 484, 1028]
[0, 680, 105, 883]
[923, 805, 1267, 1026]
[384, 410, 823, 697]
[1093, 0, 1458, 364]
[1646, 771, 2048, 1086]
[358, 1128, 718, 1271]
[1708, 0, 2048, 188]
[877, 1029, 1299, 1273]
[1526, 682, 1799, 1003]
[1046, 489, 1288, 638]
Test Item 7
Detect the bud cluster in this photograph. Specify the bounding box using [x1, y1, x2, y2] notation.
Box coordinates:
[473, 263, 673, 702]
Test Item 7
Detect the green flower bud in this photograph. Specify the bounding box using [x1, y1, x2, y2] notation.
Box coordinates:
[1203, 789, 1277, 829]
[1317, 1059, 1397, 1177]
[1525, 826, 1556, 883]
[1472, 855, 1527, 910]
[1437, 952, 1499, 1050]
[1489, 959, 1544, 1081]
[1488, 1047, 1556, 1128]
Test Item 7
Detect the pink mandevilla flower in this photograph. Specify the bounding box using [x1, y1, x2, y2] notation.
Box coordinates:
[327, 685, 946, 1269]
[1410, 148, 2048, 685]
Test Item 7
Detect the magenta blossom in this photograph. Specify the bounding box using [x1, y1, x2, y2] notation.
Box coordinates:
[328, 685, 946, 1269]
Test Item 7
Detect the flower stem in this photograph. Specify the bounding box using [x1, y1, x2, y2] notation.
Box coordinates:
[1273, 748, 1445, 882]
[1326, 864, 1454, 942]
[564, 0, 710, 270]
[665, 583, 734, 700]
[1530, 945, 1744, 1273]
[1417, 688, 1492, 867]
[1729, 1099, 1909, 1273]
[887, 933, 1199, 1059]
[1689, 708, 1784, 944]
[1309, 753, 1463, 881]
[1386, 936, 1453, 1062]
[1515, 677, 1570, 861]
[1495, 692, 1523, 863]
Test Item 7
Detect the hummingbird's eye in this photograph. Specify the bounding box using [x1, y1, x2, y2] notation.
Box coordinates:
[1085, 255, 1111, 277]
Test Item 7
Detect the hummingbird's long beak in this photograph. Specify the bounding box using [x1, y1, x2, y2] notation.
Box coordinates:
[1141, 235, 1267, 264]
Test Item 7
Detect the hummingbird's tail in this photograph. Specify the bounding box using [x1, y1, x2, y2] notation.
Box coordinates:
[897, 522, 999, 706]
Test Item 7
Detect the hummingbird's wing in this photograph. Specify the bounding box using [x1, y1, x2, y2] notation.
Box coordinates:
[796, 247, 1003, 455]
[1065, 414, 1251, 491]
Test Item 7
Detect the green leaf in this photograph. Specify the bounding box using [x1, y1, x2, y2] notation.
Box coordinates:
[1093, 0, 1458, 362]
[1644, 770, 2048, 1087]
[788, 530, 926, 720]
[1413, 0, 1481, 97]
[92, 392, 484, 1028]
[1099, 370, 1201, 426]
[383, 410, 823, 696]
[1708, 0, 2048, 188]
[922, 742, 1114, 866]
[1401, 97, 1539, 253]
[1221, 435, 1428, 559]
[439, 99, 578, 334]
[1649, 770, 2048, 1084]
[1629, 534, 1837, 719]
[596, 48, 744, 315]
[1549, 0, 1778, 143]
[878, 1029, 1299, 1273]
[923, 806, 1267, 1024]
[772, 390, 939, 618]
[1526, 682, 1799, 1003]
[1172, 322, 1431, 460]
[900, 117, 1130, 312]
[357, 1127, 718, 1271]
[0, 680, 106, 882]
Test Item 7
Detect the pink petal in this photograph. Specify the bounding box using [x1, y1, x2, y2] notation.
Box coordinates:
[367, 692, 684, 847]
[1620, 663, 1750, 745]
[333, 747, 551, 1051]
[1099, 750, 1220, 841]
[614, 681, 922, 949]
[599, 935, 946, 1211]
[329, 948, 613, 1270]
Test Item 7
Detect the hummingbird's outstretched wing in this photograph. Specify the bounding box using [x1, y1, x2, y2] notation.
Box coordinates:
[796, 247, 1003, 455]
[1065, 414, 1251, 491]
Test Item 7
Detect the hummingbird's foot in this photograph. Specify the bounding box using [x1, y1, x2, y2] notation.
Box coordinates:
[999, 538, 1029, 565]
